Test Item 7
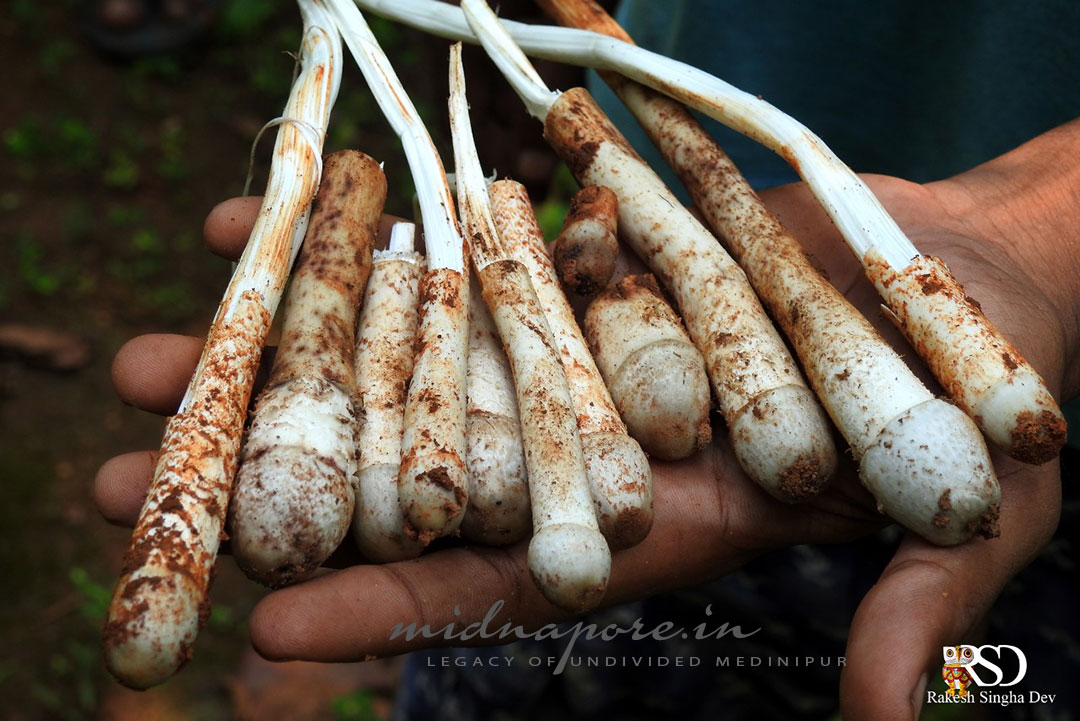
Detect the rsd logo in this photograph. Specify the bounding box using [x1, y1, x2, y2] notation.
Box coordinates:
[942, 645, 1028, 697]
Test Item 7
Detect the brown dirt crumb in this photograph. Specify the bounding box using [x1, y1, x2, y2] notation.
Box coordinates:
[1010, 409, 1067, 464]
[778, 456, 826, 500]
[972, 504, 1001, 539]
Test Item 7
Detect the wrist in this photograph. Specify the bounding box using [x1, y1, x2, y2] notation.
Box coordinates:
[933, 120, 1080, 398]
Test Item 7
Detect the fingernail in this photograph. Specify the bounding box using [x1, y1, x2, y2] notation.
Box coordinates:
[912, 672, 928, 720]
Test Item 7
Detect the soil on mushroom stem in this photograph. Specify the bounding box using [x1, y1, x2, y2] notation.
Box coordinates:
[0, 2, 582, 718]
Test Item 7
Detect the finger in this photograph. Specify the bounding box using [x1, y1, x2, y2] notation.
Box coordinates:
[839, 457, 1061, 720]
[95, 451, 158, 526]
[247, 446, 877, 662]
[204, 196, 263, 260]
[205, 196, 405, 261]
[111, 334, 204, 416]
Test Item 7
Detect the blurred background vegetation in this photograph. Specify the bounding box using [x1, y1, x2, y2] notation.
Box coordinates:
[0, 1, 579, 718]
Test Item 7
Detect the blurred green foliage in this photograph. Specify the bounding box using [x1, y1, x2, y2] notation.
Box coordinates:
[333, 689, 381, 721]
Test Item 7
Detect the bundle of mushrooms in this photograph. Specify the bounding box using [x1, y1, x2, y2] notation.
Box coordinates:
[102, 0, 1067, 689]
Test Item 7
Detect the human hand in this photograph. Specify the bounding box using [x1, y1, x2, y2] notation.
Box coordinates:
[761, 120, 1078, 719]
[94, 123, 1078, 718]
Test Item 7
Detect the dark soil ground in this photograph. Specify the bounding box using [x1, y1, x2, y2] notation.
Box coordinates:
[0, 2, 583, 719]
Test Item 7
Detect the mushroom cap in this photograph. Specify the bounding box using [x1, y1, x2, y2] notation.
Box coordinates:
[580, 431, 653, 549]
[860, 398, 1000, 545]
[462, 413, 531, 545]
[609, 339, 712, 460]
[728, 384, 838, 502]
[353, 463, 425, 563]
[528, 522, 610, 613]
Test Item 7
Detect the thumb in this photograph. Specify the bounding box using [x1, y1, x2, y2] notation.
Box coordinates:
[839, 459, 1060, 720]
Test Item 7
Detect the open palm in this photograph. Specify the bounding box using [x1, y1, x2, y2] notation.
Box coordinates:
[95, 134, 1076, 719]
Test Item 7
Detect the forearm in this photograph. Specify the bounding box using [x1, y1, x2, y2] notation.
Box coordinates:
[934, 118, 1080, 398]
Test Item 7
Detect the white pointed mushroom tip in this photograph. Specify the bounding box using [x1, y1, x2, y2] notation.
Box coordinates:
[607, 339, 712, 460]
[973, 370, 1067, 464]
[528, 522, 611, 613]
[580, 432, 653, 549]
[354, 464, 426, 562]
[728, 384, 837, 502]
[104, 569, 201, 690]
[859, 398, 1000, 546]
[230, 378, 357, 587]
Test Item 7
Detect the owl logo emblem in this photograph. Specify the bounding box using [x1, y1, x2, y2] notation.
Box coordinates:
[942, 645, 976, 697]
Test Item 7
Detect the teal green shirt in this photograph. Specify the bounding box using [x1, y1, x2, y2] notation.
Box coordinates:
[594, 0, 1080, 190]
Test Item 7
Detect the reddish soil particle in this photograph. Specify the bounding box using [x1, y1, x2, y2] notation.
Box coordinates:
[420, 268, 465, 311]
[607, 506, 653, 550]
[119, 574, 165, 602]
[421, 465, 455, 493]
[563, 185, 617, 225]
[972, 504, 1001, 539]
[414, 386, 442, 414]
[695, 417, 714, 451]
[931, 510, 950, 529]
[938, 488, 953, 511]
[788, 302, 801, 325]
[778, 456, 826, 500]
[157, 488, 186, 517]
[835, 368, 851, 381]
[1001, 352, 1019, 371]
[919, 275, 946, 294]
[1009, 409, 1067, 464]
[102, 598, 150, 656]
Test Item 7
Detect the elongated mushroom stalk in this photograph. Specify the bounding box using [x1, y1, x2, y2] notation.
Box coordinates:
[449, 44, 609, 610]
[327, 0, 470, 543]
[103, 0, 341, 689]
[355, 0, 1066, 465]
[457, 0, 836, 501]
[462, 273, 531, 545]
[552, 185, 619, 296]
[865, 258, 1065, 464]
[585, 274, 712, 461]
[229, 150, 387, 587]
[538, 0, 1002, 542]
[352, 223, 427, 562]
[489, 180, 653, 548]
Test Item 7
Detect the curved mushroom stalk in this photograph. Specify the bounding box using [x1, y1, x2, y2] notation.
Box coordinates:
[103, 0, 341, 688]
[489, 180, 653, 548]
[449, 45, 609, 608]
[352, 223, 427, 562]
[462, 274, 531, 545]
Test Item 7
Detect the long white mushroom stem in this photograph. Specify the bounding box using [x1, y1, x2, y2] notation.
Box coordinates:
[449, 43, 609, 611]
[488, 180, 653, 549]
[462, 274, 531, 545]
[326, 0, 470, 542]
[357, 0, 1067, 465]
[229, 150, 386, 588]
[538, 0, 1002, 543]
[352, 223, 427, 562]
[103, 0, 341, 690]
[460, 0, 837, 501]
[584, 274, 712, 462]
